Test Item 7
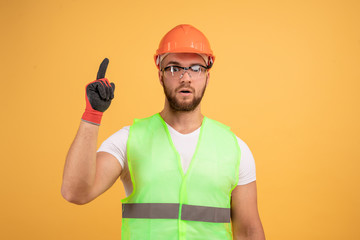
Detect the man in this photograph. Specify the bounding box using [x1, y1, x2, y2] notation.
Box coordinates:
[61, 24, 265, 240]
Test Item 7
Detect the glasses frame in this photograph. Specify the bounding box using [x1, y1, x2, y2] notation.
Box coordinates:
[161, 64, 209, 80]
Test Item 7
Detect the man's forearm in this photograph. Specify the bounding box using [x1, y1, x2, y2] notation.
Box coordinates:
[61, 121, 99, 204]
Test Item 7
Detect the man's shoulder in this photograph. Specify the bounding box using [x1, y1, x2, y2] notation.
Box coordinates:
[205, 117, 231, 131]
[132, 113, 160, 125]
[106, 126, 131, 141]
[204, 117, 249, 148]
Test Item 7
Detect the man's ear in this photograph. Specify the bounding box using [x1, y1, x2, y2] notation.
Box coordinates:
[158, 70, 164, 86]
[205, 71, 210, 86]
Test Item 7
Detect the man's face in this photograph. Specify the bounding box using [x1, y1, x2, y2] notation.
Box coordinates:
[159, 53, 209, 112]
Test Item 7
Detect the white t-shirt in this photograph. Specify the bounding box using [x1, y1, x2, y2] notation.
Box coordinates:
[98, 123, 256, 197]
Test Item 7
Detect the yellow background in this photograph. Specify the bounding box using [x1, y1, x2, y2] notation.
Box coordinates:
[1, 0, 359, 239]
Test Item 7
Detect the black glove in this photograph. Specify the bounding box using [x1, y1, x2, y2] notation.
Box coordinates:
[81, 58, 115, 125]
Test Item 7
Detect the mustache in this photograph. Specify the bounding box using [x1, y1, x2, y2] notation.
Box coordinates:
[175, 85, 195, 92]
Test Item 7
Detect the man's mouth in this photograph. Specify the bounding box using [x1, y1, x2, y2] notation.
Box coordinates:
[178, 88, 193, 94]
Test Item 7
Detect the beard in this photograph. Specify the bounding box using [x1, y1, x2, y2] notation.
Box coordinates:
[162, 79, 207, 112]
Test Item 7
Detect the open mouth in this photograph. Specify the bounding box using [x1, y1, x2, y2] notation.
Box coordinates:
[178, 88, 193, 94]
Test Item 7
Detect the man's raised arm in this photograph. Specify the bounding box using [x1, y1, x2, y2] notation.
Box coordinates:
[61, 59, 121, 205]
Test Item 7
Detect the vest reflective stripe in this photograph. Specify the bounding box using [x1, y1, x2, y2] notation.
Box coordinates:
[122, 203, 230, 223]
[181, 204, 231, 223]
[122, 203, 179, 219]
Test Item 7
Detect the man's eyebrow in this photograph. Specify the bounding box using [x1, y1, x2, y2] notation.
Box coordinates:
[164, 61, 206, 67]
[165, 61, 181, 66]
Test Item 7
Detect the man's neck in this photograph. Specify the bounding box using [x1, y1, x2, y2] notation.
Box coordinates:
[159, 106, 204, 134]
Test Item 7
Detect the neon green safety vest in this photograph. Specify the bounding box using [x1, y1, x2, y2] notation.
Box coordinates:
[121, 113, 241, 240]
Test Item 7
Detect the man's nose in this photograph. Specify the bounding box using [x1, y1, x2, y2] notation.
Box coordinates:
[180, 70, 192, 82]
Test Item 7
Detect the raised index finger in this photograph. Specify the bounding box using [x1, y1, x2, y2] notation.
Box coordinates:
[97, 58, 109, 80]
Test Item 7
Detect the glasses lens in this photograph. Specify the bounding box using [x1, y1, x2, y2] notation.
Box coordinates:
[189, 65, 206, 79]
[164, 66, 181, 78]
[190, 65, 202, 72]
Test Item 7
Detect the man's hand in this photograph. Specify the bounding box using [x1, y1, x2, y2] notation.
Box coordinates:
[81, 58, 115, 125]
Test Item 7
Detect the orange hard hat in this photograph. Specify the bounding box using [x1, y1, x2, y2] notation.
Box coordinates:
[154, 24, 215, 69]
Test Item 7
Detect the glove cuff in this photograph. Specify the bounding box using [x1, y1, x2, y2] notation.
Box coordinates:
[81, 109, 103, 125]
